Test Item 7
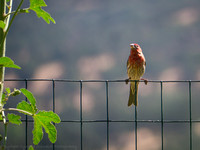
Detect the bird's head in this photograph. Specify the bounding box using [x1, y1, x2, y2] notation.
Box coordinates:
[130, 43, 142, 53]
[130, 43, 140, 49]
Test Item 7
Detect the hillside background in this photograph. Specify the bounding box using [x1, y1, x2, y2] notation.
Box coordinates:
[3, 0, 200, 149]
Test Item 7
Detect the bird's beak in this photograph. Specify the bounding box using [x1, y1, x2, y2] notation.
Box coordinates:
[130, 43, 134, 48]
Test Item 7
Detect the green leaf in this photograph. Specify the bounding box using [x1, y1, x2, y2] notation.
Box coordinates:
[33, 115, 43, 145]
[19, 9, 30, 13]
[11, 88, 21, 96]
[0, 21, 5, 29]
[5, 87, 11, 94]
[0, 57, 21, 69]
[33, 111, 61, 145]
[30, 0, 47, 8]
[29, 0, 55, 24]
[7, 113, 22, 125]
[29, 145, 34, 150]
[0, 114, 3, 121]
[2, 92, 6, 102]
[20, 88, 37, 113]
[17, 101, 35, 115]
[30, 7, 55, 24]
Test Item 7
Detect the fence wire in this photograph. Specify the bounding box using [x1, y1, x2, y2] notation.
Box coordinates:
[3, 79, 200, 150]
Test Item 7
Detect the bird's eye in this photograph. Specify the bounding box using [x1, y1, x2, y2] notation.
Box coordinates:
[134, 45, 138, 48]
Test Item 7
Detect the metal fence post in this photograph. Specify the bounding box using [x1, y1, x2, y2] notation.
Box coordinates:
[25, 79, 28, 150]
[80, 80, 83, 150]
[53, 79, 55, 150]
[135, 80, 137, 150]
[160, 81, 164, 150]
[189, 81, 192, 150]
[105, 80, 109, 150]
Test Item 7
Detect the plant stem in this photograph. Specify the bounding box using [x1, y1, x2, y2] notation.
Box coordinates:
[0, 1, 23, 148]
[3, 122, 7, 149]
[0, 107, 33, 148]
[3, 108, 34, 116]
[0, 0, 6, 109]
[1, 0, 24, 47]
[0, 0, 24, 107]
[1, 109, 7, 149]
[4, 0, 13, 30]
[0, 5, 7, 147]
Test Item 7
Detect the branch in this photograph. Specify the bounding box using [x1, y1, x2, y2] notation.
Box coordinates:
[1, 110, 6, 123]
[2, 108, 34, 116]
[0, 0, 24, 48]
[4, 0, 13, 30]
[4, 8, 29, 18]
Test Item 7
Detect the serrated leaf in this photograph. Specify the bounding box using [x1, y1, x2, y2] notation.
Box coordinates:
[33, 115, 43, 145]
[20, 88, 37, 113]
[20, 88, 36, 106]
[30, 0, 47, 8]
[29, 0, 55, 24]
[7, 113, 22, 125]
[33, 111, 61, 145]
[40, 111, 60, 123]
[0, 21, 5, 29]
[0, 57, 21, 69]
[17, 101, 35, 115]
[30, 7, 55, 24]
[29, 145, 34, 150]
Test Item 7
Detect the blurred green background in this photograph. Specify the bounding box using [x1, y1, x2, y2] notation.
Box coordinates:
[2, 0, 200, 149]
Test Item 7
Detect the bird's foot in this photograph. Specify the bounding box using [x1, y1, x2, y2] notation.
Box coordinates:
[125, 78, 131, 84]
[141, 78, 148, 85]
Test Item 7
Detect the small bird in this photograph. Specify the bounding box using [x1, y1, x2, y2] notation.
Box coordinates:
[126, 43, 146, 106]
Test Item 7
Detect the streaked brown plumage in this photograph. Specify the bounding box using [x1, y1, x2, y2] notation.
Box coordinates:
[127, 43, 146, 106]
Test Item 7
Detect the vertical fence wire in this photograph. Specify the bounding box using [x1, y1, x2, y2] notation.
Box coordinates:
[25, 79, 28, 150]
[189, 81, 192, 150]
[135, 105, 137, 150]
[80, 80, 83, 150]
[105, 81, 109, 150]
[52, 80, 55, 150]
[134, 81, 138, 150]
[160, 81, 164, 150]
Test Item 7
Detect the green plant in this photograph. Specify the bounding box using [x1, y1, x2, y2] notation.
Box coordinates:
[0, 0, 60, 149]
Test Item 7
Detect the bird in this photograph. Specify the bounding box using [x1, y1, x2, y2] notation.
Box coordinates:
[126, 43, 146, 106]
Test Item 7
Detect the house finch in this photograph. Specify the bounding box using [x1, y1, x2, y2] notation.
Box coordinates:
[126, 43, 146, 106]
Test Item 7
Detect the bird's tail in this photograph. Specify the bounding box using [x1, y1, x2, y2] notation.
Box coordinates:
[128, 81, 139, 106]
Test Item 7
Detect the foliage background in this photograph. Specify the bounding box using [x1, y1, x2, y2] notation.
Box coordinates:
[2, 0, 200, 149]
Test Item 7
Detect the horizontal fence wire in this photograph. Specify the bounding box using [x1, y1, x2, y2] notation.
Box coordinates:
[3, 79, 200, 150]
[4, 78, 200, 82]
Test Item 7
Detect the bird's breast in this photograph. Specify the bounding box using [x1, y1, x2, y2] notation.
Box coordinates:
[127, 53, 145, 79]
[129, 53, 145, 66]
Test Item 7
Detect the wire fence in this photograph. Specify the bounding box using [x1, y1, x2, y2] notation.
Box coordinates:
[3, 79, 200, 150]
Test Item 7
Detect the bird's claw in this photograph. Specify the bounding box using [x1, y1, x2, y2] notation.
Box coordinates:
[141, 78, 148, 85]
[125, 78, 131, 84]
